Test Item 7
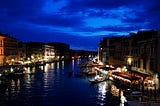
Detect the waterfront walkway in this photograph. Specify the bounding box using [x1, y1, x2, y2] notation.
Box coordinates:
[128, 101, 160, 106]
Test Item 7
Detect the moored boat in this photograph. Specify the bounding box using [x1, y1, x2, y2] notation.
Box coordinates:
[7, 66, 25, 78]
[89, 75, 107, 84]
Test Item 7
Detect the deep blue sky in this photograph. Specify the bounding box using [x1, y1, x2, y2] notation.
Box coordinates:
[0, 0, 160, 51]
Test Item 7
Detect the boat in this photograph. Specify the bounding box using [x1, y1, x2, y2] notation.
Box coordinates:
[89, 75, 107, 84]
[7, 66, 25, 78]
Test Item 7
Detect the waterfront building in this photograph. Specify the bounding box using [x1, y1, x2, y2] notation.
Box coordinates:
[98, 38, 109, 64]
[98, 36, 128, 66]
[48, 42, 70, 60]
[26, 42, 44, 62]
[98, 30, 160, 74]
[26, 42, 55, 62]
[43, 45, 55, 62]
[0, 33, 18, 65]
[18, 42, 27, 63]
[70, 50, 96, 59]
[130, 30, 160, 74]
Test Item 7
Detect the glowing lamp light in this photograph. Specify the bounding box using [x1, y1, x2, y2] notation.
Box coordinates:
[11, 58, 14, 62]
[127, 58, 132, 65]
[99, 62, 103, 65]
[31, 56, 34, 59]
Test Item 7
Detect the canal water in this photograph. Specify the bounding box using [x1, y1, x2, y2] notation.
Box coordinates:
[0, 59, 119, 106]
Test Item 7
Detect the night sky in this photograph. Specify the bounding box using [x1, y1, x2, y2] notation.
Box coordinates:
[0, 0, 160, 51]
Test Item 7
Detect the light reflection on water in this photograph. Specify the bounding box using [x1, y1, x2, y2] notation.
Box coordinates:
[97, 82, 107, 106]
[0, 60, 140, 106]
[72, 59, 74, 71]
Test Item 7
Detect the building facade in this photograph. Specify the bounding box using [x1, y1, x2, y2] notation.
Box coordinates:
[98, 36, 128, 66]
[48, 42, 70, 60]
[98, 30, 160, 74]
[26, 42, 55, 62]
[130, 30, 160, 74]
[0, 33, 18, 65]
[43, 45, 55, 62]
[18, 42, 27, 63]
[98, 38, 109, 64]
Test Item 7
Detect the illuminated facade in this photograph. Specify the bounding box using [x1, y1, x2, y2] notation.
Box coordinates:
[98, 30, 160, 73]
[98, 36, 127, 66]
[43, 45, 55, 61]
[0, 34, 18, 65]
[26, 42, 55, 62]
[131, 30, 160, 74]
[48, 42, 70, 60]
[26, 42, 45, 62]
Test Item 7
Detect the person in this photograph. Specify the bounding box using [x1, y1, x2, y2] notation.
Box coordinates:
[119, 91, 127, 106]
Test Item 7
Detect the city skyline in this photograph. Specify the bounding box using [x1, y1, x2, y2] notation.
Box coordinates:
[0, 0, 160, 51]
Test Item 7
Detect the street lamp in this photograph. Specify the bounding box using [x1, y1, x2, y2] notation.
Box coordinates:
[11, 58, 14, 65]
[127, 57, 132, 70]
[127, 58, 132, 65]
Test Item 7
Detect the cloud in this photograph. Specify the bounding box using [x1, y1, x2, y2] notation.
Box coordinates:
[0, 21, 102, 51]
[61, 0, 144, 13]
[27, 14, 84, 27]
[0, 0, 160, 51]
[0, 0, 45, 18]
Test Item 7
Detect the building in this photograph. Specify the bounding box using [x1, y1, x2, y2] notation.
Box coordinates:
[48, 42, 70, 60]
[98, 30, 160, 74]
[43, 45, 55, 62]
[98, 36, 128, 66]
[26, 42, 45, 62]
[18, 42, 27, 63]
[70, 49, 96, 59]
[26, 42, 55, 62]
[0, 33, 18, 65]
[98, 38, 109, 64]
[130, 30, 160, 74]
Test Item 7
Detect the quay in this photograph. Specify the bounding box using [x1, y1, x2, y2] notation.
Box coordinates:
[128, 101, 160, 106]
[0, 61, 50, 82]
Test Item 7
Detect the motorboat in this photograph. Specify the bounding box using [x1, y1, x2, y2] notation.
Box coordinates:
[7, 66, 25, 78]
[89, 75, 107, 84]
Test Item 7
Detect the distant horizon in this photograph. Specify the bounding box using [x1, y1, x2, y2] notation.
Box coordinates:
[1, 28, 159, 52]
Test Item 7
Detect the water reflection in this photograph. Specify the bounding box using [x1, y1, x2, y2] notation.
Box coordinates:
[89, 80, 120, 106]
[1, 60, 159, 106]
[77, 58, 81, 65]
[57, 62, 60, 71]
[72, 59, 74, 71]
[62, 61, 64, 70]
[110, 84, 120, 97]
[25, 67, 36, 74]
[97, 82, 107, 106]
[50, 63, 54, 69]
